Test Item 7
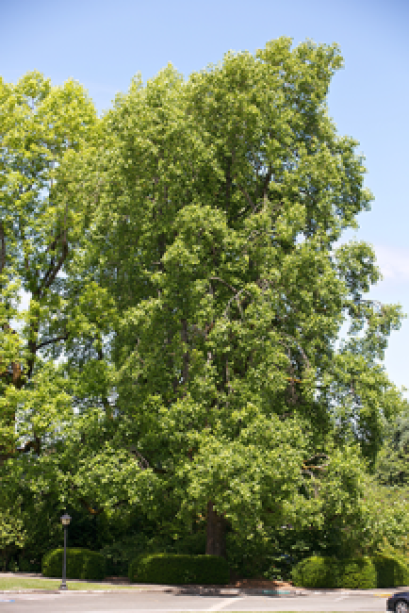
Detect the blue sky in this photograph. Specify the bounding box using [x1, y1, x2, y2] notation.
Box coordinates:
[1, 0, 408, 394]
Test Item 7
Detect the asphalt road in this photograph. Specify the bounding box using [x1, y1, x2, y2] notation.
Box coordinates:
[0, 590, 389, 612]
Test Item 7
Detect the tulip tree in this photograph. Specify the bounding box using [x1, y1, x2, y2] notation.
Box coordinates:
[1, 40, 407, 560]
[69, 38, 406, 556]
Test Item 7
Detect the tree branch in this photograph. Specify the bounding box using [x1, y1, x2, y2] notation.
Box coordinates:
[223, 287, 251, 320]
[209, 276, 237, 294]
[238, 184, 256, 212]
[0, 220, 6, 276]
[260, 165, 273, 201]
[129, 446, 150, 469]
[41, 240, 68, 293]
[78, 498, 104, 516]
[181, 318, 189, 390]
[35, 333, 69, 351]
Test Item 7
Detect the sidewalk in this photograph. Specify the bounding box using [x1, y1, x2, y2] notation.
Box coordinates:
[0, 572, 406, 597]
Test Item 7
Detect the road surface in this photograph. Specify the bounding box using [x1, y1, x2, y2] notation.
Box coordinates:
[0, 589, 389, 612]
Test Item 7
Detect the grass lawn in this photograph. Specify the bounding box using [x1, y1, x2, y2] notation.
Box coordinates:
[0, 577, 143, 591]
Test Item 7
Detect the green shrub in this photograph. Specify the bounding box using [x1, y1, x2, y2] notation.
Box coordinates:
[18, 556, 42, 573]
[129, 553, 229, 585]
[291, 555, 335, 588]
[128, 553, 147, 583]
[373, 554, 409, 588]
[81, 550, 106, 580]
[338, 558, 376, 589]
[226, 528, 313, 582]
[42, 548, 84, 579]
[101, 536, 149, 577]
[42, 548, 106, 580]
[291, 556, 376, 589]
[226, 531, 271, 579]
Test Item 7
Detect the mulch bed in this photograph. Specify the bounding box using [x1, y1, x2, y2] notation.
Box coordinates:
[228, 578, 295, 590]
[104, 575, 297, 590]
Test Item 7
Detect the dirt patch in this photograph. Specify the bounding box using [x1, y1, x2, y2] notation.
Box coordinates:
[104, 576, 130, 584]
[228, 578, 295, 590]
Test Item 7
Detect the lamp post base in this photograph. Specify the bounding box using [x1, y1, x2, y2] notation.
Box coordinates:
[59, 582, 68, 590]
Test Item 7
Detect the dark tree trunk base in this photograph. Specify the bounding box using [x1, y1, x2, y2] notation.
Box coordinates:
[206, 501, 226, 558]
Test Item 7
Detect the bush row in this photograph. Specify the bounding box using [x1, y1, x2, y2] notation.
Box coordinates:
[292, 554, 409, 589]
[42, 548, 408, 588]
[42, 548, 106, 581]
[43, 549, 229, 585]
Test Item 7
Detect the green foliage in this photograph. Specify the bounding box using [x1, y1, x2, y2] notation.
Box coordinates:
[63, 36, 406, 552]
[358, 481, 409, 555]
[128, 554, 147, 584]
[129, 553, 229, 585]
[376, 409, 409, 486]
[1, 38, 408, 567]
[340, 558, 377, 589]
[42, 547, 106, 580]
[101, 540, 144, 577]
[292, 555, 333, 588]
[175, 532, 206, 555]
[101, 532, 163, 577]
[291, 555, 376, 589]
[42, 548, 82, 579]
[16, 556, 41, 573]
[226, 531, 275, 580]
[0, 70, 101, 539]
[372, 554, 409, 588]
[0, 508, 26, 570]
[102, 529, 206, 577]
[81, 550, 107, 581]
[226, 527, 313, 582]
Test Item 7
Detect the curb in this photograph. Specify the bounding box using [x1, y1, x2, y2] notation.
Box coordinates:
[0, 586, 308, 596]
[1, 583, 405, 596]
[0, 584, 305, 596]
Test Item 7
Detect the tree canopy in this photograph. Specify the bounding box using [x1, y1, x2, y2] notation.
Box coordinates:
[1, 38, 408, 562]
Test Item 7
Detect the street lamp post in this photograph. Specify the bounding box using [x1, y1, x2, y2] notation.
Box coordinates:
[59, 514, 71, 591]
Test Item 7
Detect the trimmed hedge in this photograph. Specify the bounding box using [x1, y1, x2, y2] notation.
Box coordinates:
[292, 555, 333, 588]
[128, 553, 147, 584]
[373, 554, 409, 588]
[340, 558, 377, 589]
[292, 556, 376, 589]
[129, 553, 229, 585]
[81, 550, 107, 581]
[42, 548, 106, 581]
[292, 554, 409, 589]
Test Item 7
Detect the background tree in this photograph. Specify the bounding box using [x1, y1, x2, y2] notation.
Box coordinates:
[0, 71, 100, 546]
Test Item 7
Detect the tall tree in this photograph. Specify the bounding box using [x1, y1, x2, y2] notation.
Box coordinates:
[0, 72, 96, 464]
[0, 72, 138, 538]
[72, 38, 405, 555]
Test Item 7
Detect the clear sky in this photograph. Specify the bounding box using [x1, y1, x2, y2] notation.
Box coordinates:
[1, 0, 408, 394]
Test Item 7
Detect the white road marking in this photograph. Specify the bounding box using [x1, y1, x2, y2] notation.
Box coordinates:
[208, 597, 244, 611]
[13, 594, 61, 600]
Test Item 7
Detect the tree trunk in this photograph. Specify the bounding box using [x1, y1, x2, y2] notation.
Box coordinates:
[205, 501, 226, 558]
